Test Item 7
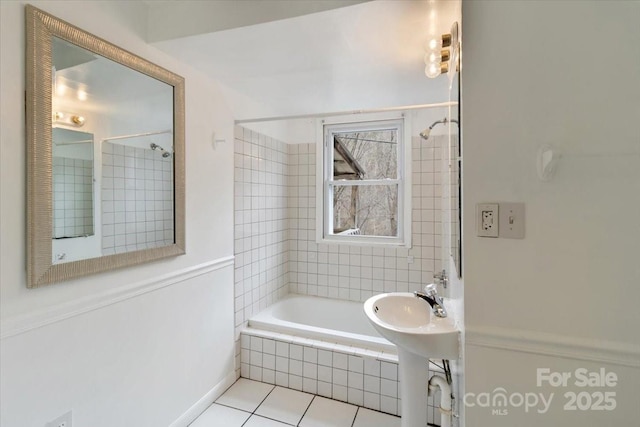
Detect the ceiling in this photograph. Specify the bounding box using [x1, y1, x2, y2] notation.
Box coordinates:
[149, 0, 461, 120]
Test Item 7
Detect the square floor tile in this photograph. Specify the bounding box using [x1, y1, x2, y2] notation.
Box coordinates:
[255, 386, 314, 425]
[243, 415, 291, 427]
[352, 408, 401, 427]
[299, 396, 358, 427]
[216, 379, 275, 412]
[189, 403, 250, 427]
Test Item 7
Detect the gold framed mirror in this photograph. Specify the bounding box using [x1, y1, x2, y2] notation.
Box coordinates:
[26, 5, 185, 287]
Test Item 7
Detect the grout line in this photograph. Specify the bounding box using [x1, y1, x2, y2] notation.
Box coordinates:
[350, 406, 360, 427]
[296, 394, 316, 426]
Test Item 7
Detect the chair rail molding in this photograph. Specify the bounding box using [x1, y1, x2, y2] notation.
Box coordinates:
[466, 325, 640, 368]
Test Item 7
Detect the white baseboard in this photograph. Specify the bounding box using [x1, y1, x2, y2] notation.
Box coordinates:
[169, 371, 237, 427]
[466, 325, 640, 368]
[1, 256, 234, 339]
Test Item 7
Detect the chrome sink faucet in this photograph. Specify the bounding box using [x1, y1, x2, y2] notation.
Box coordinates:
[414, 283, 448, 318]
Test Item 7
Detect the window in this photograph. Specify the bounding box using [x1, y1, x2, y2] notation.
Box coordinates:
[317, 117, 411, 246]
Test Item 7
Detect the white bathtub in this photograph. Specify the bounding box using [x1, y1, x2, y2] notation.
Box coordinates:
[248, 294, 396, 354]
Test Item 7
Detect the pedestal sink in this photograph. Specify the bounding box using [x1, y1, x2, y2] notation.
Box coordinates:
[364, 292, 459, 427]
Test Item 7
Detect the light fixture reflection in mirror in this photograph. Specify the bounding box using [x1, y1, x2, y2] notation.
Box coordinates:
[26, 5, 185, 286]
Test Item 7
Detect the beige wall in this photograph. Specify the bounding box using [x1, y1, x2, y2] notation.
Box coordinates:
[462, 1, 640, 425]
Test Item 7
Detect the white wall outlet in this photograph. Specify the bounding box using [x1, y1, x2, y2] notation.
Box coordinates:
[499, 202, 525, 239]
[45, 411, 72, 427]
[477, 203, 499, 237]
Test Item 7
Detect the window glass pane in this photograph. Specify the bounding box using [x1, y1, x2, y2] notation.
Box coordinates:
[332, 184, 398, 237]
[333, 129, 397, 180]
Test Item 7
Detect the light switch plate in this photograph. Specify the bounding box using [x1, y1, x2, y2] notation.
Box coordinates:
[499, 203, 525, 239]
[477, 203, 499, 237]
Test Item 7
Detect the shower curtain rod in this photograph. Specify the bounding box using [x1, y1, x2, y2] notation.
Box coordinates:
[102, 129, 172, 142]
[235, 101, 458, 124]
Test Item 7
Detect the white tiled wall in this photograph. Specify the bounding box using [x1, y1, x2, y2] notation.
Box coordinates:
[101, 141, 174, 254]
[53, 157, 94, 237]
[233, 126, 446, 425]
[239, 332, 442, 424]
[287, 138, 443, 301]
[233, 127, 290, 339]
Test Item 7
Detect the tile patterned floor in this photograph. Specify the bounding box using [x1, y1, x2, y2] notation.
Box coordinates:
[190, 378, 401, 427]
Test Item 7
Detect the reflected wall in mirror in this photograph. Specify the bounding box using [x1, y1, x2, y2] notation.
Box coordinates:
[52, 127, 94, 239]
[450, 72, 461, 278]
[26, 5, 185, 287]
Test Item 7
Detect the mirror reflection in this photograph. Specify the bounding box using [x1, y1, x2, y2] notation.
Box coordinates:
[51, 37, 175, 264]
[52, 127, 94, 240]
[450, 73, 461, 278]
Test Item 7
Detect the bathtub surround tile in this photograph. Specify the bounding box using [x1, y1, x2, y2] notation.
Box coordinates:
[263, 339, 276, 355]
[215, 378, 274, 413]
[233, 128, 289, 379]
[275, 371, 288, 388]
[275, 356, 288, 373]
[241, 363, 250, 378]
[299, 396, 358, 427]
[241, 334, 251, 350]
[290, 359, 303, 376]
[189, 403, 251, 427]
[276, 341, 289, 357]
[303, 361, 317, 380]
[352, 408, 401, 427]
[255, 386, 314, 425]
[290, 344, 303, 360]
[318, 349, 332, 367]
[364, 374, 380, 393]
[348, 371, 364, 390]
[333, 352, 348, 370]
[381, 378, 398, 398]
[348, 384, 365, 406]
[332, 384, 348, 402]
[250, 350, 262, 367]
[251, 336, 263, 352]
[380, 395, 398, 415]
[317, 365, 332, 383]
[289, 374, 303, 391]
[303, 346, 318, 363]
[348, 355, 364, 373]
[263, 354, 276, 370]
[363, 392, 381, 411]
[364, 358, 381, 376]
[263, 369, 275, 385]
[380, 361, 398, 380]
[332, 368, 348, 387]
[239, 331, 420, 421]
[302, 377, 317, 394]
[250, 365, 263, 382]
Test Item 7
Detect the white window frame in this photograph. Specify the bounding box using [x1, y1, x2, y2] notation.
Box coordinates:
[316, 114, 411, 247]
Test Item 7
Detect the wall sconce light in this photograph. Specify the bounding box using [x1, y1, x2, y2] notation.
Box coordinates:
[424, 22, 459, 79]
[53, 111, 86, 127]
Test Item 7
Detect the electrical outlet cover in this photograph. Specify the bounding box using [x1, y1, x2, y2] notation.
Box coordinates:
[477, 203, 499, 237]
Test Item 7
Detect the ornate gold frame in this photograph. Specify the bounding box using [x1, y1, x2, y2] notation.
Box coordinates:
[26, 5, 186, 287]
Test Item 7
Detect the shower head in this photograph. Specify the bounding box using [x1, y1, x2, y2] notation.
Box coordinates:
[419, 117, 459, 140]
[150, 142, 172, 158]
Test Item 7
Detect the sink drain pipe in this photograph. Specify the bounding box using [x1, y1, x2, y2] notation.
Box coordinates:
[428, 374, 453, 427]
